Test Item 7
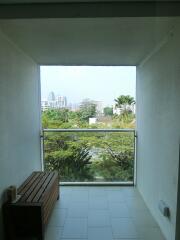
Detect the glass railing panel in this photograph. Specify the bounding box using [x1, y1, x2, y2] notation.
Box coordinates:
[43, 129, 135, 183]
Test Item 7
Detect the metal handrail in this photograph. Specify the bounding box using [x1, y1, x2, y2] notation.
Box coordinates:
[43, 128, 135, 133]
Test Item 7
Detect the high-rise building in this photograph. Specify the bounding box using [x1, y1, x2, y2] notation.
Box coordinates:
[48, 91, 56, 101]
[56, 96, 67, 108]
[41, 100, 50, 111]
[41, 92, 67, 110]
[92, 100, 104, 116]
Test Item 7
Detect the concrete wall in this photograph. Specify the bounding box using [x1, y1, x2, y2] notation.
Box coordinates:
[0, 29, 41, 239]
[136, 23, 180, 240]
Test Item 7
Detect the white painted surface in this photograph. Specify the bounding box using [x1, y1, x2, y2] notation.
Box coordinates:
[0, 18, 175, 65]
[89, 117, 97, 125]
[137, 22, 180, 240]
[0, 30, 41, 239]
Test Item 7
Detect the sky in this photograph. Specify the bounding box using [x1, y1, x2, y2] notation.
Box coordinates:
[40, 66, 136, 107]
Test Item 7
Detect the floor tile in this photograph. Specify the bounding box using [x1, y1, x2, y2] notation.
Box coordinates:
[60, 187, 73, 195]
[45, 226, 63, 240]
[88, 210, 110, 227]
[62, 218, 87, 238]
[122, 187, 141, 197]
[111, 218, 139, 239]
[70, 191, 89, 202]
[88, 227, 113, 240]
[89, 189, 107, 198]
[68, 201, 89, 209]
[126, 196, 148, 211]
[44, 187, 164, 240]
[131, 210, 158, 227]
[48, 208, 67, 227]
[109, 203, 131, 217]
[54, 197, 71, 209]
[107, 190, 125, 203]
[71, 186, 89, 191]
[89, 198, 108, 209]
[68, 206, 88, 218]
[137, 226, 165, 240]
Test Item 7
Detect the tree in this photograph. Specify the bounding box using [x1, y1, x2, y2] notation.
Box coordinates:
[79, 99, 97, 121]
[42, 109, 69, 122]
[103, 107, 113, 116]
[115, 95, 135, 107]
[44, 136, 94, 181]
[42, 97, 136, 182]
[114, 95, 135, 113]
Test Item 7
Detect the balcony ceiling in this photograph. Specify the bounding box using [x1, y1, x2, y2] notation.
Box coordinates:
[0, 17, 177, 65]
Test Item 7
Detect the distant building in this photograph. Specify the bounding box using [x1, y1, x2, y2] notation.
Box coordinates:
[69, 103, 80, 112]
[41, 92, 67, 111]
[92, 100, 104, 116]
[113, 103, 136, 115]
[113, 106, 122, 115]
[89, 117, 97, 125]
[41, 100, 50, 111]
[48, 91, 56, 101]
[56, 96, 67, 108]
[48, 100, 57, 109]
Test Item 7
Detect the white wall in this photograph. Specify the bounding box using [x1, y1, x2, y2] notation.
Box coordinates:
[137, 23, 180, 240]
[0, 30, 41, 239]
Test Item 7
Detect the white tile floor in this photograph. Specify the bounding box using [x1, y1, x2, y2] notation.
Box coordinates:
[45, 186, 165, 240]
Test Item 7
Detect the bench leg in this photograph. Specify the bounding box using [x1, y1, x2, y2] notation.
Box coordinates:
[38, 237, 44, 240]
[38, 232, 44, 240]
[57, 194, 60, 200]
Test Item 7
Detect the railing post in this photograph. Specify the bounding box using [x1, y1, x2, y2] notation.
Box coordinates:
[40, 130, 45, 171]
[133, 130, 137, 186]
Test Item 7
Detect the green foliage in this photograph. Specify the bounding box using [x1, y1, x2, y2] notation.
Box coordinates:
[45, 136, 93, 181]
[79, 99, 97, 121]
[42, 109, 69, 128]
[91, 153, 133, 181]
[114, 95, 135, 108]
[90, 133, 134, 181]
[42, 95, 135, 182]
[103, 107, 113, 116]
[43, 109, 69, 122]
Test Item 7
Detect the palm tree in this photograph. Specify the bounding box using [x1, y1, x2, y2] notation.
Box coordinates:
[114, 95, 135, 112]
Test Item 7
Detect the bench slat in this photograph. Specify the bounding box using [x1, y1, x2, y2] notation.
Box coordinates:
[18, 172, 40, 196]
[39, 172, 58, 202]
[26, 172, 50, 203]
[32, 172, 54, 202]
[43, 182, 58, 225]
[19, 172, 44, 202]
[18, 172, 36, 193]
[43, 178, 58, 211]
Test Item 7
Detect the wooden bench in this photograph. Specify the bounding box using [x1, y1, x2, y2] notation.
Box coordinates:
[3, 171, 59, 240]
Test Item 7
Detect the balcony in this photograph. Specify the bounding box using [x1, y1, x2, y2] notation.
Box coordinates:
[42, 129, 136, 185]
[1, 10, 180, 240]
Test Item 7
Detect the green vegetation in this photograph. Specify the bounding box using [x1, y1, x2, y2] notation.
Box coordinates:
[43, 95, 135, 182]
[103, 107, 113, 116]
[79, 99, 97, 122]
[114, 95, 135, 109]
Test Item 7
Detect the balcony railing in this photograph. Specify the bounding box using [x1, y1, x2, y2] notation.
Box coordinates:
[42, 129, 136, 185]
